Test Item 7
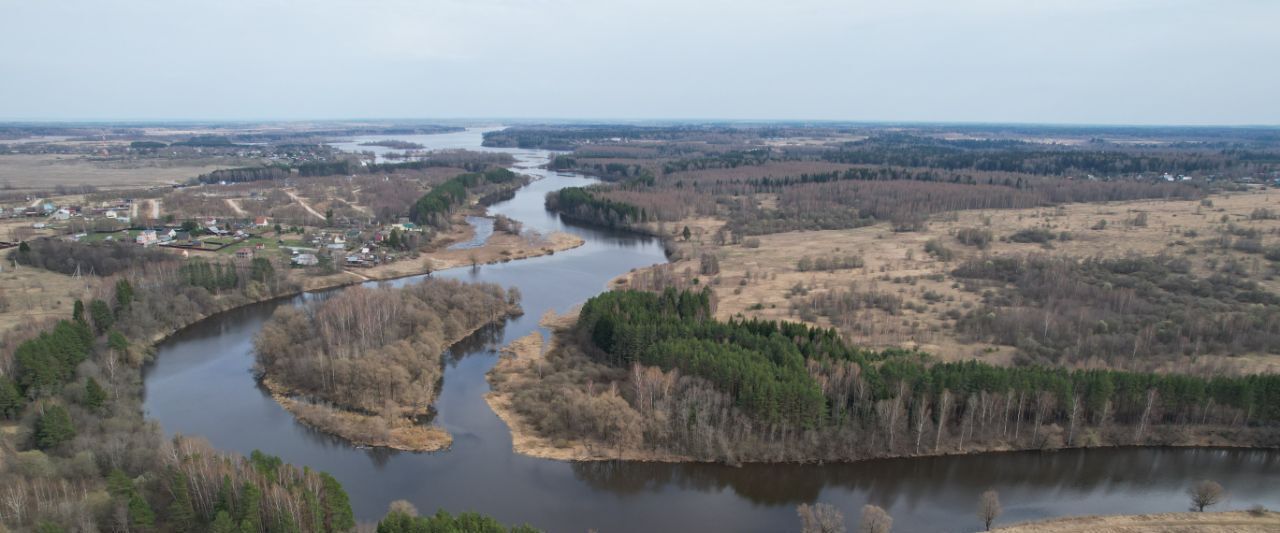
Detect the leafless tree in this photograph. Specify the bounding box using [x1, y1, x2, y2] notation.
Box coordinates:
[798, 503, 846, 533]
[1188, 480, 1225, 512]
[858, 504, 892, 533]
[978, 489, 1002, 531]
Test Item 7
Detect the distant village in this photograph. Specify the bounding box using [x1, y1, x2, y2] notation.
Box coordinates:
[1, 194, 428, 271]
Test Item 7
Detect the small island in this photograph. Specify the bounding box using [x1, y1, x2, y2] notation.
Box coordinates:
[255, 278, 521, 451]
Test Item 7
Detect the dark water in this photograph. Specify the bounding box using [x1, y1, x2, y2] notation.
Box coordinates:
[144, 129, 1279, 533]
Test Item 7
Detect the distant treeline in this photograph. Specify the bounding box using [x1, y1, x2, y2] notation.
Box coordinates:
[196, 151, 514, 184]
[812, 134, 1258, 176]
[198, 165, 292, 184]
[11, 239, 175, 276]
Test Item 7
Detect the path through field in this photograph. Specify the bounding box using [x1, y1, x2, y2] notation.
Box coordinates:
[285, 189, 325, 220]
[225, 198, 248, 216]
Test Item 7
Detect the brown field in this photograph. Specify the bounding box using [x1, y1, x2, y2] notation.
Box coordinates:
[621, 188, 1280, 374]
[992, 510, 1279, 532]
[0, 264, 94, 338]
[0, 154, 252, 190]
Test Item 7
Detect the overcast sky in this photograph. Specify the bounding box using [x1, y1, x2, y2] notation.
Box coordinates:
[2, 0, 1277, 125]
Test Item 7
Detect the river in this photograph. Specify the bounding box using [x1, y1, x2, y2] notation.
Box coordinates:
[143, 129, 1279, 532]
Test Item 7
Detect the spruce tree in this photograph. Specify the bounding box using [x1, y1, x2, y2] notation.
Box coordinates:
[320, 473, 354, 532]
[210, 511, 237, 533]
[89, 299, 114, 336]
[114, 279, 134, 311]
[84, 377, 106, 411]
[0, 376, 21, 419]
[129, 492, 156, 531]
[107, 468, 134, 498]
[35, 404, 75, 450]
[167, 470, 197, 532]
[237, 482, 263, 533]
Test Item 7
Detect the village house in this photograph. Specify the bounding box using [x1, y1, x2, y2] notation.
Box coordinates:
[136, 229, 158, 246]
[234, 247, 254, 260]
[292, 253, 319, 266]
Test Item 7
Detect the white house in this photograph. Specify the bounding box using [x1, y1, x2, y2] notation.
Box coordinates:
[105, 209, 118, 219]
[136, 230, 158, 246]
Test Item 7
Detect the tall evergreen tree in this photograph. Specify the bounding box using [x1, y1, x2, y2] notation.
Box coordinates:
[89, 299, 114, 336]
[237, 482, 263, 533]
[83, 377, 107, 411]
[210, 511, 237, 533]
[167, 470, 198, 532]
[129, 492, 156, 531]
[114, 279, 135, 311]
[35, 404, 75, 450]
[0, 376, 21, 419]
[320, 473, 354, 533]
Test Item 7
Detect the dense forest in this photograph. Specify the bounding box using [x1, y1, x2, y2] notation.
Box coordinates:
[494, 288, 1280, 462]
[408, 168, 522, 229]
[254, 279, 519, 445]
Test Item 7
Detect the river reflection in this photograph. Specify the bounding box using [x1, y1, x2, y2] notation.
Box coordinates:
[141, 128, 1279, 533]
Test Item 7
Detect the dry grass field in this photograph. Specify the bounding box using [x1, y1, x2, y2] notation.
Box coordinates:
[991, 511, 1279, 533]
[0, 263, 94, 337]
[621, 188, 1280, 374]
[0, 153, 249, 190]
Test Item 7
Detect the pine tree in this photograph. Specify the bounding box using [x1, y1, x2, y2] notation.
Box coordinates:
[114, 279, 134, 311]
[211, 511, 237, 533]
[108, 330, 129, 354]
[72, 300, 85, 324]
[237, 482, 263, 533]
[320, 473, 354, 533]
[129, 492, 156, 531]
[107, 468, 134, 498]
[89, 299, 114, 336]
[215, 474, 236, 516]
[35, 404, 75, 449]
[167, 470, 197, 532]
[84, 377, 106, 411]
[0, 376, 21, 419]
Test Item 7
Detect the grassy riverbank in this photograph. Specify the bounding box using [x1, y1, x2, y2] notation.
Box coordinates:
[991, 510, 1279, 532]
